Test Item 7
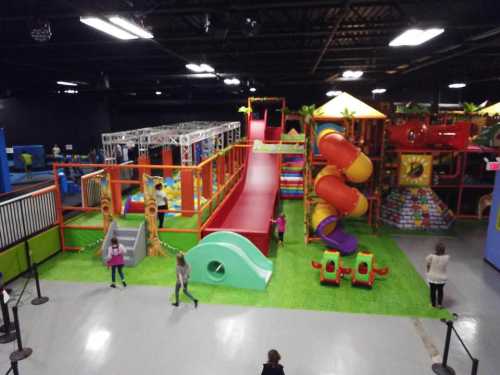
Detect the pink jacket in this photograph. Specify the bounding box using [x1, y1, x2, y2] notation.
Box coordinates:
[275, 216, 286, 232]
[107, 244, 125, 266]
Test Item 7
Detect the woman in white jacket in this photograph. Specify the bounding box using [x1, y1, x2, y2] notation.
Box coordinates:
[426, 242, 450, 308]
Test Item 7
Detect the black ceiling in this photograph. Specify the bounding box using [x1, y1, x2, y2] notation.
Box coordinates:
[1, 0, 500, 103]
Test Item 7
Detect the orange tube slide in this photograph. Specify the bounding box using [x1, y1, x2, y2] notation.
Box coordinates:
[314, 129, 372, 218]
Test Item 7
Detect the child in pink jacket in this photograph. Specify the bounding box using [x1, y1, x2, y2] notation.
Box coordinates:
[271, 213, 287, 247]
[107, 237, 127, 288]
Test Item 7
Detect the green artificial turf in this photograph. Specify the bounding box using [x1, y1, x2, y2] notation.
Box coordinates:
[39, 201, 451, 319]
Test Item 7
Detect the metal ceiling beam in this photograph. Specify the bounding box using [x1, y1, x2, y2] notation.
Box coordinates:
[311, 0, 353, 74]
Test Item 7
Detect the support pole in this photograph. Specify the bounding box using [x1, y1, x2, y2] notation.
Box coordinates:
[162, 147, 173, 177]
[11, 360, 19, 375]
[0, 128, 11, 193]
[110, 166, 122, 215]
[180, 169, 194, 217]
[0, 286, 16, 343]
[9, 306, 33, 362]
[31, 263, 49, 306]
[432, 320, 456, 375]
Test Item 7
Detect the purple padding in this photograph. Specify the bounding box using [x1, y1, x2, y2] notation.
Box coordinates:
[316, 215, 358, 255]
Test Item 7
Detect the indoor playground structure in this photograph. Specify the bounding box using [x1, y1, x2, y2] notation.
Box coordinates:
[484, 158, 500, 271]
[304, 93, 387, 253]
[4, 93, 500, 321]
[185, 231, 273, 290]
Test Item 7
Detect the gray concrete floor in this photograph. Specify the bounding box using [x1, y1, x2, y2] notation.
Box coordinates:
[395, 222, 500, 375]
[1, 223, 498, 375]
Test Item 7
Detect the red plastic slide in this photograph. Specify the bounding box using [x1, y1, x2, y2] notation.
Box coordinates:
[202, 120, 280, 255]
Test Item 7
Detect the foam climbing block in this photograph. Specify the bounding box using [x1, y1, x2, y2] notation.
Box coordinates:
[186, 231, 273, 290]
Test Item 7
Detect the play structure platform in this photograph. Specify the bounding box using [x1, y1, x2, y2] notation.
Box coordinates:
[203, 119, 280, 255]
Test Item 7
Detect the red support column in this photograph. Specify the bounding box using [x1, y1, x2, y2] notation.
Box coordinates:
[201, 162, 212, 199]
[162, 147, 173, 177]
[110, 166, 122, 215]
[181, 169, 194, 217]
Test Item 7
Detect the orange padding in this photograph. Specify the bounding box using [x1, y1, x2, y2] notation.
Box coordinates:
[315, 175, 358, 215]
[318, 132, 359, 170]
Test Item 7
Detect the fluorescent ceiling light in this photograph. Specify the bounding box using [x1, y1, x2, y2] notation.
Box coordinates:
[57, 81, 78, 86]
[63, 89, 78, 94]
[389, 28, 444, 47]
[186, 63, 215, 73]
[372, 88, 387, 94]
[448, 82, 466, 89]
[199, 63, 214, 73]
[342, 70, 363, 79]
[326, 90, 342, 97]
[80, 17, 138, 40]
[192, 73, 216, 78]
[249, 87, 257, 92]
[224, 78, 240, 85]
[155, 91, 163, 95]
[108, 16, 153, 39]
[186, 63, 204, 73]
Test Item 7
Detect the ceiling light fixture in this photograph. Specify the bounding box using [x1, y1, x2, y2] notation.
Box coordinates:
[389, 28, 444, 47]
[155, 91, 163, 95]
[342, 70, 363, 79]
[372, 88, 387, 94]
[224, 78, 240, 85]
[80, 17, 138, 40]
[326, 90, 342, 97]
[63, 89, 79, 95]
[108, 16, 154, 39]
[57, 81, 78, 86]
[185, 63, 215, 73]
[448, 82, 466, 89]
[249, 87, 257, 92]
[192, 73, 217, 78]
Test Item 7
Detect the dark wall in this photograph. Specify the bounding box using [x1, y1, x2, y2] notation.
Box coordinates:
[0, 94, 111, 153]
[109, 100, 242, 131]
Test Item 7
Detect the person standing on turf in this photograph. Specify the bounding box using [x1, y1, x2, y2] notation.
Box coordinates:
[172, 252, 198, 308]
[155, 183, 168, 228]
[271, 213, 287, 247]
[426, 242, 449, 308]
[261, 349, 285, 375]
[107, 237, 127, 288]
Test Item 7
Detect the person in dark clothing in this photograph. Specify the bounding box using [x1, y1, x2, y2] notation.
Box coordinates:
[261, 349, 285, 375]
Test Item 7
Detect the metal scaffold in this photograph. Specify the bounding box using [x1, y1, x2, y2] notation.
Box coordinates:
[102, 121, 241, 165]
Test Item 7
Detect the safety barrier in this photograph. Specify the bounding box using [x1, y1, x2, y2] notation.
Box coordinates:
[432, 316, 479, 375]
[0, 186, 58, 251]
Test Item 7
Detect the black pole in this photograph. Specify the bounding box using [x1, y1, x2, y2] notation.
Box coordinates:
[0, 289, 15, 337]
[432, 320, 456, 375]
[471, 358, 479, 375]
[9, 306, 32, 362]
[30, 263, 49, 306]
[11, 360, 19, 375]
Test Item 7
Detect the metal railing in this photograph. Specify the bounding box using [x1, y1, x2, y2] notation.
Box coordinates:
[0, 186, 58, 251]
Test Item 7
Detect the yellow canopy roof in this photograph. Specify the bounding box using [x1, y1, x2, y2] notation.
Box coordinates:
[478, 102, 500, 116]
[314, 92, 387, 120]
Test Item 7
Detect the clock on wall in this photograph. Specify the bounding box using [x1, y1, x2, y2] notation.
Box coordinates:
[398, 154, 433, 186]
